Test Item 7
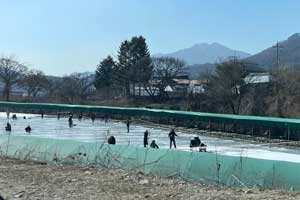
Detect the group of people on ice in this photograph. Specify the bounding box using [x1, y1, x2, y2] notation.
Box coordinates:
[142, 128, 177, 149]
[5, 113, 32, 134]
[4, 112, 207, 151]
[110, 124, 206, 151]
[5, 122, 32, 134]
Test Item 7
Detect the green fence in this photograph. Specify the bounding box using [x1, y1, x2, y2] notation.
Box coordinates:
[1, 134, 300, 190]
[1, 101, 300, 129]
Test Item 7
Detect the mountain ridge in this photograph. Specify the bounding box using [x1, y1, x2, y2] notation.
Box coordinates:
[156, 33, 300, 78]
[245, 33, 300, 69]
[154, 42, 251, 65]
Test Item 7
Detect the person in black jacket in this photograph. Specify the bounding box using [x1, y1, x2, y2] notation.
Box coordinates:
[150, 140, 159, 149]
[126, 119, 130, 133]
[143, 130, 149, 147]
[78, 112, 83, 121]
[168, 128, 178, 149]
[108, 136, 116, 145]
[5, 123, 11, 132]
[91, 113, 96, 122]
[190, 137, 201, 148]
[25, 125, 32, 134]
[68, 115, 73, 128]
[12, 114, 17, 120]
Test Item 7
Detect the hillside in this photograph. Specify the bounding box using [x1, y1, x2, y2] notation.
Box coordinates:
[245, 33, 300, 69]
[155, 42, 251, 65]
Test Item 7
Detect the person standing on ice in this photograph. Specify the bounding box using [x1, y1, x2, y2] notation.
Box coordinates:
[91, 113, 96, 122]
[68, 115, 73, 128]
[143, 130, 149, 147]
[168, 128, 178, 149]
[78, 112, 83, 121]
[6, 110, 10, 118]
[126, 119, 130, 133]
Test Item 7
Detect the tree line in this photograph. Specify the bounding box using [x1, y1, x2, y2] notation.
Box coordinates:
[0, 36, 185, 104]
[1, 36, 300, 121]
[0, 56, 94, 104]
[94, 36, 185, 101]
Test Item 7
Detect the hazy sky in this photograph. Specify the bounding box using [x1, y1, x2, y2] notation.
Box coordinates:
[0, 0, 299, 76]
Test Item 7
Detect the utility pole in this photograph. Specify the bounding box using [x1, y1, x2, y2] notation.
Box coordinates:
[272, 41, 283, 70]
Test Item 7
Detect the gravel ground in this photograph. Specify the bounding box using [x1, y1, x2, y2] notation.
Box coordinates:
[0, 158, 300, 200]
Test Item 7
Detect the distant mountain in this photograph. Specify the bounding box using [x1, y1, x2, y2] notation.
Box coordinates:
[245, 33, 300, 69]
[155, 42, 251, 65]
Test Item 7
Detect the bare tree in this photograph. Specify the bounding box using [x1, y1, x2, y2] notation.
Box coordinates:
[149, 57, 185, 100]
[206, 59, 248, 114]
[267, 66, 300, 117]
[43, 76, 63, 102]
[59, 73, 95, 104]
[0, 56, 28, 101]
[22, 69, 48, 98]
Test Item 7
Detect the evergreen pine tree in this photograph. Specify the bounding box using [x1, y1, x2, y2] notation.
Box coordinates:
[94, 55, 115, 97]
[117, 36, 152, 97]
[117, 40, 132, 96]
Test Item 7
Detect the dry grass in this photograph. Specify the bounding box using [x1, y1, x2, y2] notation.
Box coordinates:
[0, 158, 300, 200]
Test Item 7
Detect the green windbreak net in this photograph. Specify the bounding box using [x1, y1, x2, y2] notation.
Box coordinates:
[1, 101, 300, 129]
[1, 134, 300, 190]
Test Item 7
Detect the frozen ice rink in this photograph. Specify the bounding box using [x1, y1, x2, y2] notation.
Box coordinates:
[1, 112, 300, 163]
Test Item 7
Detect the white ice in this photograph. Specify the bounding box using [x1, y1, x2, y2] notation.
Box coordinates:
[1, 112, 300, 163]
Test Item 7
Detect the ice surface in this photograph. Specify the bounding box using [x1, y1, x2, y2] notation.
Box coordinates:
[1, 112, 300, 163]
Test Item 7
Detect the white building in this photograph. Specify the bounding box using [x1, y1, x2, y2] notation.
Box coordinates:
[244, 73, 271, 84]
[130, 78, 207, 97]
